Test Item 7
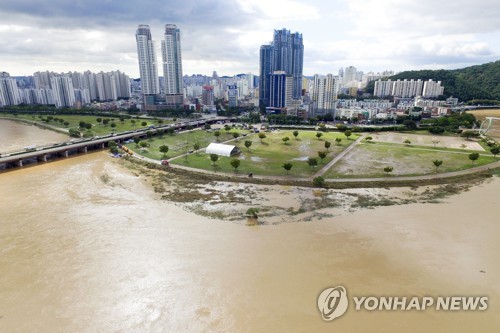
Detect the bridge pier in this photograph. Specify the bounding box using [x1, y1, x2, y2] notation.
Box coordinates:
[82, 146, 88, 153]
[18, 160, 23, 167]
[64, 150, 68, 158]
[37, 155, 48, 162]
[101, 143, 105, 149]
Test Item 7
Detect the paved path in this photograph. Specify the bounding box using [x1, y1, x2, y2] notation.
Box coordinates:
[313, 135, 365, 178]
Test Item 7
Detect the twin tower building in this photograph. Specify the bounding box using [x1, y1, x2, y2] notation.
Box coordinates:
[135, 24, 183, 110]
[136, 25, 304, 112]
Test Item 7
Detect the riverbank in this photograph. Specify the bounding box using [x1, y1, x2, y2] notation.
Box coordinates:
[119, 156, 499, 225]
[0, 116, 69, 135]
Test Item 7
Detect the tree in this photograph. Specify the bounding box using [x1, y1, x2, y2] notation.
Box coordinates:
[461, 130, 479, 140]
[318, 151, 327, 163]
[490, 146, 500, 158]
[244, 140, 252, 151]
[69, 128, 81, 137]
[365, 136, 373, 142]
[63, 121, 69, 127]
[214, 130, 221, 142]
[403, 120, 417, 130]
[230, 158, 241, 171]
[232, 132, 240, 141]
[141, 121, 147, 127]
[110, 146, 119, 154]
[224, 124, 231, 131]
[210, 154, 219, 170]
[79, 121, 86, 129]
[133, 136, 141, 147]
[131, 119, 136, 127]
[433, 160, 443, 172]
[313, 176, 325, 187]
[193, 142, 200, 153]
[103, 119, 110, 126]
[108, 140, 118, 148]
[139, 141, 148, 149]
[83, 123, 91, 130]
[168, 128, 175, 136]
[159, 145, 169, 157]
[316, 132, 323, 140]
[307, 157, 318, 169]
[383, 166, 393, 175]
[282, 162, 293, 174]
[120, 116, 126, 123]
[403, 139, 411, 145]
[96, 118, 102, 125]
[282, 136, 290, 144]
[110, 123, 116, 129]
[432, 140, 440, 147]
[204, 124, 211, 130]
[344, 130, 352, 139]
[335, 137, 342, 145]
[324, 141, 331, 151]
[258, 133, 266, 143]
[146, 131, 153, 140]
[293, 130, 299, 139]
[469, 152, 479, 164]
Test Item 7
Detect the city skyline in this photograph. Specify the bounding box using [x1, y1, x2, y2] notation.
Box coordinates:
[0, 0, 499, 77]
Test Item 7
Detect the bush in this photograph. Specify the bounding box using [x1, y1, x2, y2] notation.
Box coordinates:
[313, 176, 325, 187]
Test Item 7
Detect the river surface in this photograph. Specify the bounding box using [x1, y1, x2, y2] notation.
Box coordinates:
[0, 120, 499, 332]
[0, 119, 68, 153]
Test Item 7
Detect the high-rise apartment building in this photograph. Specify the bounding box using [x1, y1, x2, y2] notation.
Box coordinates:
[161, 24, 183, 95]
[50, 76, 75, 108]
[0, 76, 21, 106]
[259, 28, 304, 108]
[135, 24, 160, 96]
[312, 74, 338, 115]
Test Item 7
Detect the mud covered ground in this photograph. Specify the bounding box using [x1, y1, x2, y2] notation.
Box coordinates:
[117, 157, 498, 226]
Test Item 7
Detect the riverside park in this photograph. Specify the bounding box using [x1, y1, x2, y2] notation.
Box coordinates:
[123, 124, 498, 179]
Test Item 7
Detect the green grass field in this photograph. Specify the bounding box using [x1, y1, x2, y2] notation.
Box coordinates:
[9, 113, 171, 136]
[325, 142, 497, 178]
[172, 130, 359, 177]
[124, 129, 247, 160]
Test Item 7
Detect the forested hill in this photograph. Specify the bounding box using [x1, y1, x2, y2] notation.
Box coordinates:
[365, 60, 500, 102]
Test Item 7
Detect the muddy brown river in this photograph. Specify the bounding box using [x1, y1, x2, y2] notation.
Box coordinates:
[0, 120, 499, 332]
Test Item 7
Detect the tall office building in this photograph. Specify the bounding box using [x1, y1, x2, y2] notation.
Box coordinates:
[259, 44, 273, 107]
[269, 71, 293, 109]
[135, 25, 160, 96]
[259, 28, 304, 108]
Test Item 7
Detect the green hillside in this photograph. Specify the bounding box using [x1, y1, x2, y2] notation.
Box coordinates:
[365, 60, 500, 102]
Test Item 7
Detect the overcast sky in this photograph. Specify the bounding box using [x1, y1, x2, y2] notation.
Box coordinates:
[1, 0, 499, 78]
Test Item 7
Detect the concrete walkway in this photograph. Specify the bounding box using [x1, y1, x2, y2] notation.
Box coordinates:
[313, 134, 365, 178]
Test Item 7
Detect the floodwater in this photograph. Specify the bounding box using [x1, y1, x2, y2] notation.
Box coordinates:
[0, 121, 499, 332]
[0, 119, 68, 153]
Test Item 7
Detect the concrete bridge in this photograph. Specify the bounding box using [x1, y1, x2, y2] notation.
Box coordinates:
[0, 116, 236, 171]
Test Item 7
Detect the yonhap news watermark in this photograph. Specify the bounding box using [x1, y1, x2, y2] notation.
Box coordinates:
[317, 286, 488, 321]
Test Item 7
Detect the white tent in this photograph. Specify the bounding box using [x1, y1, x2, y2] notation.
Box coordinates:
[205, 143, 241, 157]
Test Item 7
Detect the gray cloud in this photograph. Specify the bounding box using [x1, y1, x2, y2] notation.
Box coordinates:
[0, 0, 498, 77]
